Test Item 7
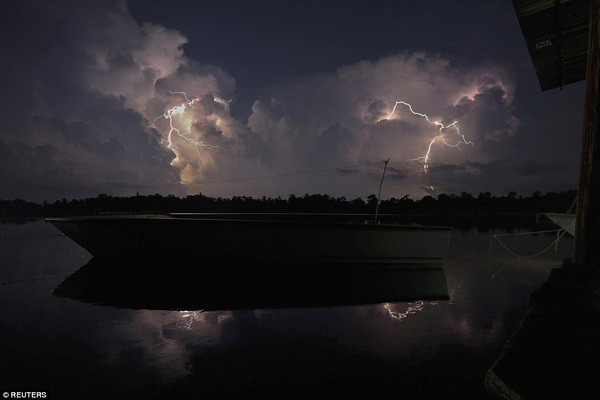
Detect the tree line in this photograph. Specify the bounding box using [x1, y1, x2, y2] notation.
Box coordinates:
[1, 190, 577, 218]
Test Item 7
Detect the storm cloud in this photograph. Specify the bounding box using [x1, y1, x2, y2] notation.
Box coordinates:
[0, 0, 581, 202]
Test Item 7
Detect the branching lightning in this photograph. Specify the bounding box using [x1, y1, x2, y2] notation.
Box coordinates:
[153, 91, 224, 164]
[385, 101, 473, 173]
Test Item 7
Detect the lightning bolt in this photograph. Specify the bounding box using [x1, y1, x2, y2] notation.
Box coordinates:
[385, 101, 473, 173]
[153, 91, 224, 164]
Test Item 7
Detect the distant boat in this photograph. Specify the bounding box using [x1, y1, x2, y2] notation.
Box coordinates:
[544, 213, 576, 236]
[46, 213, 453, 266]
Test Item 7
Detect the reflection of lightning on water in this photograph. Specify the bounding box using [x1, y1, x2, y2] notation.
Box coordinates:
[383, 301, 425, 321]
[175, 311, 204, 330]
[175, 310, 233, 330]
[385, 101, 473, 173]
[153, 91, 224, 163]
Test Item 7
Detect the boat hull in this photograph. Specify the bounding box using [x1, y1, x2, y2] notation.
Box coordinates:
[46, 215, 453, 265]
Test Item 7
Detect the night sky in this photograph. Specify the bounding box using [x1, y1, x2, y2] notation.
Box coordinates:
[0, 0, 586, 203]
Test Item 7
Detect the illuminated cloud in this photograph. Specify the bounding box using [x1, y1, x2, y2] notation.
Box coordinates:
[0, 1, 238, 200]
[245, 54, 519, 197]
[4, 0, 575, 202]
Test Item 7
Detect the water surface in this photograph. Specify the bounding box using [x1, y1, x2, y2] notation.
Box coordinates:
[0, 219, 573, 399]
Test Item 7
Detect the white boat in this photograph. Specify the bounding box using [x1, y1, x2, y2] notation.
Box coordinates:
[544, 213, 576, 236]
[46, 213, 453, 265]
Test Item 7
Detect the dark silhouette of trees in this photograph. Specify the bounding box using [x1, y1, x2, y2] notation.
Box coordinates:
[0, 190, 578, 224]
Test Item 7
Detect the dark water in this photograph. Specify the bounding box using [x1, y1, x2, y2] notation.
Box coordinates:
[0, 219, 573, 399]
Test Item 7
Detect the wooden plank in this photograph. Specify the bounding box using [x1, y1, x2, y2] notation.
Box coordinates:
[573, 0, 599, 267]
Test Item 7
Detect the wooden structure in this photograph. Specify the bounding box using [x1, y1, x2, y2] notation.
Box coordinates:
[513, 0, 599, 267]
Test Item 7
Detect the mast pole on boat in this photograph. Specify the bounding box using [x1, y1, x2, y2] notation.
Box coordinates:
[375, 158, 390, 221]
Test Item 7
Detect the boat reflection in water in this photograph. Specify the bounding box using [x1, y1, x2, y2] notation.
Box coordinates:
[52, 256, 449, 311]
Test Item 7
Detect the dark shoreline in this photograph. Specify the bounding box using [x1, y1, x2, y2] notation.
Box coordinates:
[1, 190, 577, 218]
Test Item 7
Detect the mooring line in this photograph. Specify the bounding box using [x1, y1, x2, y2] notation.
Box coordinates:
[488, 229, 565, 237]
[487, 229, 567, 259]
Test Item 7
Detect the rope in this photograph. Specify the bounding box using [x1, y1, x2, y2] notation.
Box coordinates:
[487, 229, 565, 237]
[487, 229, 568, 259]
